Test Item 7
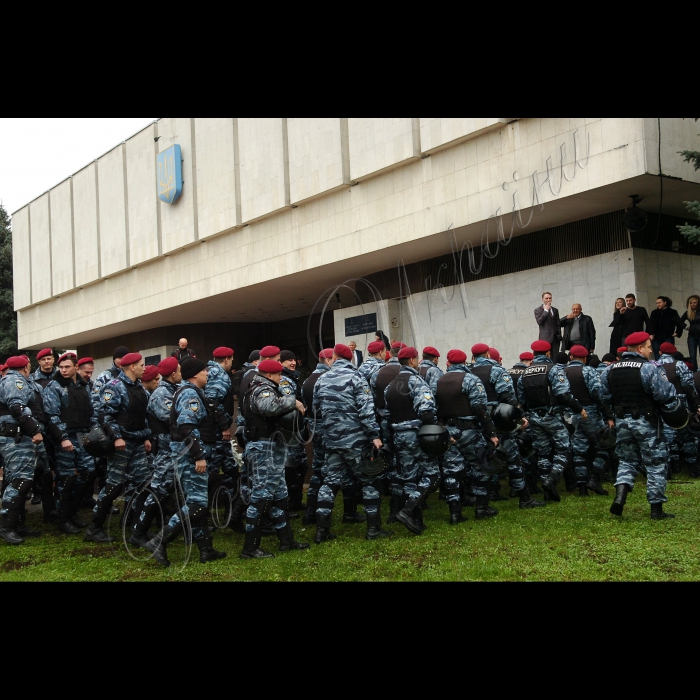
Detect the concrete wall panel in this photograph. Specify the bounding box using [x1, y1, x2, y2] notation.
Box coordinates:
[29, 194, 51, 302]
[98, 146, 128, 277]
[72, 163, 100, 287]
[238, 117, 289, 222]
[126, 123, 159, 265]
[50, 179, 74, 295]
[12, 207, 31, 309]
[288, 117, 348, 204]
[419, 118, 504, 154]
[195, 117, 238, 238]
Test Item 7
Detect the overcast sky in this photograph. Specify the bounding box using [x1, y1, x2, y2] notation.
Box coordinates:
[0, 118, 157, 217]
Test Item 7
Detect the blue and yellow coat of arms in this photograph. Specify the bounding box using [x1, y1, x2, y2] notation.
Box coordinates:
[157, 144, 183, 205]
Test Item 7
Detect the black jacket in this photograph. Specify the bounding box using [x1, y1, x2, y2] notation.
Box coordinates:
[648, 307, 683, 339]
[611, 305, 650, 340]
[559, 313, 596, 351]
[680, 311, 700, 338]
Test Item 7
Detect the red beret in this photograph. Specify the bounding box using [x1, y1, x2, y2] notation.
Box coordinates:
[141, 365, 160, 382]
[334, 344, 352, 361]
[625, 332, 650, 346]
[0, 365, 5, 371]
[422, 346, 440, 358]
[77, 357, 94, 366]
[157, 357, 179, 376]
[659, 342, 676, 355]
[258, 359, 284, 373]
[488, 347, 501, 361]
[616, 347, 628, 355]
[260, 345, 280, 358]
[471, 343, 490, 355]
[36, 348, 53, 360]
[212, 346, 234, 358]
[318, 348, 334, 359]
[447, 349, 467, 364]
[398, 346, 418, 359]
[519, 352, 534, 361]
[120, 352, 143, 367]
[391, 342, 407, 350]
[367, 341, 385, 354]
[569, 345, 589, 358]
[58, 352, 77, 364]
[6, 356, 30, 369]
[384, 351, 391, 361]
[531, 340, 551, 352]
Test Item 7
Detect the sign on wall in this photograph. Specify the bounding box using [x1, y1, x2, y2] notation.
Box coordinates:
[157, 144, 183, 204]
[345, 312, 377, 337]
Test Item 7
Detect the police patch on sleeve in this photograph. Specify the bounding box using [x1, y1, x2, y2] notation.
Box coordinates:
[282, 387, 291, 395]
[262, 392, 271, 397]
[164, 399, 173, 409]
[103, 390, 114, 402]
[424, 393, 432, 400]
[188, 400, 199, 412]
[15, 380, 24, 390]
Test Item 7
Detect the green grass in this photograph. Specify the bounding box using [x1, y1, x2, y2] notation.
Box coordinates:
[2, 477, 699, 581]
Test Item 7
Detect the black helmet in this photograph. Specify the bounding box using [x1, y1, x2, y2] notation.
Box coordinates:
[562, 411, 580, 436]
[234, 425, 247, 449]
[660, 398, 689, 430]
[82, 424, 114, 457]
[476, 443, 508, 474]
[516, 431, 535, 459]
[417, 424, 450, 456]
[492, 403, 520, 432]
[277, 408, 303, 445]
[355, 444, 389, 477]
[594, 425, 617, 450]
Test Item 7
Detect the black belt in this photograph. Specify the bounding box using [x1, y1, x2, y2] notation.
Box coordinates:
[0, 423, 20, 437]
[613, 405, 653, 420]
[444, 418, 478, 429]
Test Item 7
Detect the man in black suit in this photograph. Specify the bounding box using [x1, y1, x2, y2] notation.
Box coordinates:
[534, 292, 562, 357]
[348, 341, 363, 368]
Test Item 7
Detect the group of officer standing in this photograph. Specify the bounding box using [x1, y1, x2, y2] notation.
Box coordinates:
[0, 326, 694, 566]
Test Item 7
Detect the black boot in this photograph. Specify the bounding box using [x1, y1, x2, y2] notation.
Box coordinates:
[527, 473, 541, 494]
[396, 488, 432, 535]
[240, 505, 275, 559]
[586, 470, 609, 496]
[342, 487, 366, 523]
[15, 510, 40, 537]
[448, 500, 468, 525]
[365, 510, 393, 539]
[0, 510, 24, 545]
[314, 512, 337, 544]
[474, 494, 498, 520]
[609, 483, 632, 516]
[302, 493, 318, 525]
[84, 483, 122, 542]
[563, 463, 577, 492]
[541, 475, 561, 503]
[650, 503, 675, 520]
[518, 484, 545, 509]
[490, 481, 508, 502]
[56, 494, 82, 535]
[69, 480, 91, 528]
[278, 520, 310, 551]
[387, 491, 405, 524]
[130, 492, 166, 547]
[227, 495, 247, 533]
[196, 536, 227, 563]
[577, 484, 589, 496]
[145, 520, 184, 567]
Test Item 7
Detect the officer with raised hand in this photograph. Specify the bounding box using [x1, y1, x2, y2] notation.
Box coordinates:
[84, 352, 151, 544]
[516, 340, 587, 503]
[564, 345, 615, 496]
[436, 349, 499, 523]
[146, 357, 228, 566]
[418, 346, 443, 393]
[129, 357, 181, 548]
[655, 343, 699, 477]
[301, 349, 335, 525]
[42, 353, 96, 535]
[313, 344, 387, 542]
[239, 358, 308, 559]
[31, 348, 57, 388]
[0, 356, 45, 544]
[601, 332, 681, 519]
[470, 343, 544, 509]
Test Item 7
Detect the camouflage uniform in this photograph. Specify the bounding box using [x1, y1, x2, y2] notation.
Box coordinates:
[42, 373, 96, 528]
[601, 351, 677, 507]
[0, 370, 48, 542]
[418, 359, 443, 394]
[357, 356, 384, 385]
[279, 367, 307, 509]
[313, 358, 382, 541]
[91, 364, 121, 410]
[30, 366, 57, 389]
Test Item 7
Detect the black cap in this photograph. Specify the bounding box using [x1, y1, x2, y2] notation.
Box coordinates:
[181, 357, 208, 380]
[113, 346, 130, 360]
[601, 353, 616, 363]
[248, 350, 261, 363]
[280, 350, 296, 362]
[555, 352, 569, 365]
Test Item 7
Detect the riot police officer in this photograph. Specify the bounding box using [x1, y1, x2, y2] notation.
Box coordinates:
[357, 340, 386, 385]
[31, 348, 57, 388]
[418, 346, 443, 393]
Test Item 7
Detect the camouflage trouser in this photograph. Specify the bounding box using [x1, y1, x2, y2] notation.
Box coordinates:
[95, 438, 151, 517]
[615, 416, 668, 504]
[0, 435, 40, 517]
[316, 447, 379, 518]
[393, 430, 440, 501]
[245, 439, 288, 531]
[306, 427, 327, 503]
[444, 426, 488, 497]
[207, 439, 238, 477]
[147, 434, 176, 496]
[53, 435, 95, 511]
[571, 406, 608, 483]
[166, 446, 210, 540]
[663, 424, 697, 467]
[495, 434, 526, 492]
[529, 411, 571, 480]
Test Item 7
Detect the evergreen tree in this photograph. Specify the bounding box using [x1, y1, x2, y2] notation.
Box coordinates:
[677, 119, 700, 244]
[0, 203, 18, 359]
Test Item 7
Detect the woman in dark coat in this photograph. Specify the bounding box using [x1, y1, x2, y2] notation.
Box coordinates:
[609, 297, 626, 354]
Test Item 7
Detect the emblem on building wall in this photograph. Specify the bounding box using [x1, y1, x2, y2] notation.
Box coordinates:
[157, 144, 183, 204]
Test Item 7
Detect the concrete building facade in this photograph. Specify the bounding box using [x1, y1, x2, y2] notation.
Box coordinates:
[11, 118, 700, 368]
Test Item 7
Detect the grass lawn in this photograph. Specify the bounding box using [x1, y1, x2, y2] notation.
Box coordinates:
[1, 476, 699, 581]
